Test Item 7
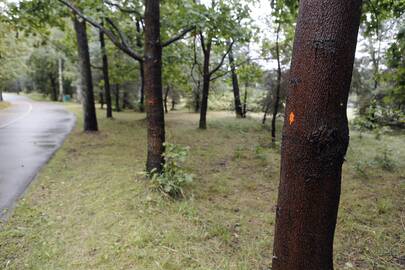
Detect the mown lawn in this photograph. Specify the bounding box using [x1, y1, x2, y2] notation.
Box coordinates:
[0, 105, 404, 270]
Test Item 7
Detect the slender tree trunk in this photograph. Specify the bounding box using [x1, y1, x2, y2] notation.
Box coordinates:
[58, 58, 64, 101]
[271, 1, 362, 270]
[115, 84, 121, 112]
[199, 39, 212, 130]
[99, 22, 113, 118]
[144, 0, 165, 173]
[49, 74, 58, 101]
[73, 16, 98, 132]
[139, 62, 145, 112]
[242, 83, 248, 118]
[271, 23, 282, 144]
[164, 85, 170, 114]
[229, 45, 243, 118]
[136, 20, 145, 113]
[194, 81, 201, 113]
[0, 90, 3, 101]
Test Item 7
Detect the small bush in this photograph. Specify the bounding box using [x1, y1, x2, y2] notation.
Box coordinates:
[373, 149, 396, 172]
[150, 143, 193, 198]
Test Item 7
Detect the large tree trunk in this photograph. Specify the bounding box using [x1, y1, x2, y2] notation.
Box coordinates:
[199, 39, 212, 130]
[229, 45, 243, 118]
[99, 23, 113, 118]
[49, 74, 58, 102]
[73, 16, 98, 132]
[144, 0, 165, 173]
[271, 23, 282, 144]
[271, 1, 362, 270]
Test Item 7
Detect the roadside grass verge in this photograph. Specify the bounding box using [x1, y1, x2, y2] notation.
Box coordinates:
[0, 101, 11, 110]
[0, 106, 404, 269]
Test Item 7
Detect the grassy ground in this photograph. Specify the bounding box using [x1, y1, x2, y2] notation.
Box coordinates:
[0, 101, 11, 110]
[0, 105, 404, 270]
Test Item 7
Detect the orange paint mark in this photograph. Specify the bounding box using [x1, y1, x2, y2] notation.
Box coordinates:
[289, 112, 295, 125]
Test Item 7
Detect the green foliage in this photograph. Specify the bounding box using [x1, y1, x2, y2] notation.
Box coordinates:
[150, 143, 193, 199]
[373, 149, 396, 172]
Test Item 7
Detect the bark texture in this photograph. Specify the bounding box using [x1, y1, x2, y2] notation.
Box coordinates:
[99, 23, 113, 118]
[73, 16, 98, 131]
[272, 1, 362, 270]
[229, 46, 243, 118]
[144, 0, 165, 173]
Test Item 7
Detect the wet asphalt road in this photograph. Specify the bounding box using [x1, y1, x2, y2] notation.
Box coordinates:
[0, 93, 75, 220]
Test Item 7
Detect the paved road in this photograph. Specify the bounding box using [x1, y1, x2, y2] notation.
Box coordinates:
[0, 93, 75, 220]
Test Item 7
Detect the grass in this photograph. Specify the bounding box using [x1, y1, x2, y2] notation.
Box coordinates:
[0, 101, 11, 110]
[0, 106, 404, 269]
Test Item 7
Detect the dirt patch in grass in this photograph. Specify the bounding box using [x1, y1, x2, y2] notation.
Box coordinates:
[0, 106, 404, 269]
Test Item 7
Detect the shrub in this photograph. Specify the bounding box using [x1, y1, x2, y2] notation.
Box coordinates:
[150, 143, 193, 198]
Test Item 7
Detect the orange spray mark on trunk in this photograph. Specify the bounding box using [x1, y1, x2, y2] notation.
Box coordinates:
[289, 112, 295, 125]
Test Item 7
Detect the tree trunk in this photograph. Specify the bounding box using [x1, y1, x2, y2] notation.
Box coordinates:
[164, 85, 170, 114]
[242, 85, 248, 118]
[136, 20, 145, 113]
[144, 0, 165, 174]
[115, 84, 121, 112]
[229, 45, 243, 118]
[271, 23, 282, 144]
[194, 81, 201, 113]
[73, 16, 98, 132]
[0, 90, 3, 101]
[199, 39, 212, 130]
[139, 62, 145, 112]
[99, 22, 113, 118]
[58, 58, 64, 101]
[49, 74, 58, 102]
[271, 1, 362, 270]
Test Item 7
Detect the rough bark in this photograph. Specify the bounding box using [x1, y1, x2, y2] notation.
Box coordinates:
[73, 16, 98, 132]
[199, 38, 212, 129]
[271, 23, 282, 143]
[229, 46, 243, 118]
[144, 0, 165, 173]
[99, 22, 113, 118]
[271, 1, 362, 270]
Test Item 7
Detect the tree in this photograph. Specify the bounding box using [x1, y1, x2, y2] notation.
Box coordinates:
[271, 1, 363, 269]
[228, 44, 243, 118]
[73, 15, 98, 131]
[58, 0, 194, 173]
[196, 0, 251, 129]
[99, 20, 113, 118]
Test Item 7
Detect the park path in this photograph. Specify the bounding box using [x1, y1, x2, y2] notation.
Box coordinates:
[0, 93, 75, 220]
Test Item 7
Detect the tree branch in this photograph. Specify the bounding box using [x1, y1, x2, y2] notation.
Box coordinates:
[162, 26, 195, 48]
[209, 41, 234, 76]
[104, 0, 143, 19]
[58, 0, 143, 62]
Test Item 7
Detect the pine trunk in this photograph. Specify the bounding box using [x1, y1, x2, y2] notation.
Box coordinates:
[115, 84, 120, 112]
[49, 74, 58, 102]
[271, 1, 362, 270]
[73, 16, 98, 132]
[144, 0, 165, 173]
[99, 23, 113, 118]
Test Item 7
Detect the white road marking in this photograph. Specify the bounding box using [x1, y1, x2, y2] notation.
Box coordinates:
[0, 102, 33, 129]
